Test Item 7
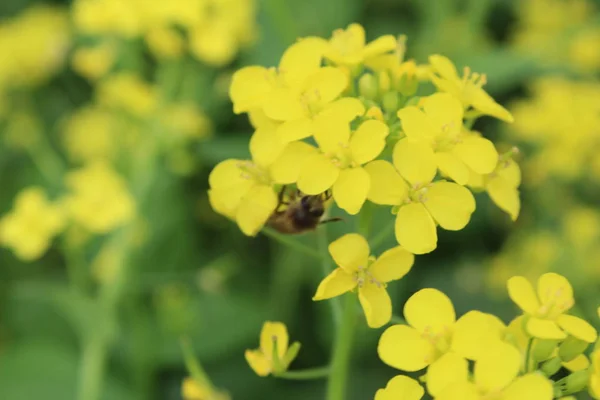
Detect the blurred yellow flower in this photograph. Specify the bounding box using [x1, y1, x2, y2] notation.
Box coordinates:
[507, 273, 598, 342]
[146, 27, 185, 59]
[181, 377, 230, 400]
[244, 321, 300, 377]
[64, 162, 136, 233]
[62, 107, 118, 162]
[313, 234, 414, 328]
[428, 55, 514, 123]
[324, 23, 397, 68]
[0, 187, 64, 261]
[71, 43, 116, 80]
[375, 375, 424, 400]
[161, 104, 212, 140]
[97, 73, 158, 116]
[591, 348, 600, 399]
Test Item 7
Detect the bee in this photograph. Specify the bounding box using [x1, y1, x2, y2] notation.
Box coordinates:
[267, 186, 342, 234]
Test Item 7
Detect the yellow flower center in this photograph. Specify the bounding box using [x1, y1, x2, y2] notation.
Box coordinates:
[327, 143, 357, 169]
[461, 66, 487, 89]
[237, 161, 271, 185]
[432, 123, 461, 152]
[535, 288, 574, 319]
[354, 256, 382, 288]
[407, 183, 431, 203]
[300, 89, 323, 116]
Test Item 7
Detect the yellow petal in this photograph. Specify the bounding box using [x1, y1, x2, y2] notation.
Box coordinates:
[375, 375, 425, 400]
[313, 269, 357, 300]
[236, 185, 277, 236]
[452, 136, 498, 175]
[562, 354, 589, 371]
[359, 284, 392, 328]
[557, 314, 598, 343]
[436, 382, 479, 400]
[209, 187, 246, 219]
[297, 153, 340, 194]
[435, 152, 470, 185]
[507, 276, 540, 314]
[537, 273, 574, 313]
[263, 87, 305, 121]
[270, 142, 318, 184]
[332, 167, 370, 215]
[468, 87, 514, 123]
[498, 159, 521, 188]
[502, 374, 553, 400]
[424, 181, 476, 231]
[364, 160, 409, 205]
[318, 97, 365, 122]
[474, 341, 521, 393]
[452, 311, 506, 360]
[429, 54, 460, 81]
[279, 37, 328, 89]
[313, 115, 350, 154]
[421, 93, 464, 131]
[350, 119, 389, 165]
[397, 106, 437, 143]
[182, 377, 211, 399]
[395, 203, 437, 254]
[244, 349, 271, 377]
[276, 117, 313, 142]
[427, 353, 469, 397]
[404, 288, 456, 336]
[260, 321, 289, 360]
[393, 139, 437, 186]
[362, 35, 397, 60]
[328, 233, 370, 273]
[370, 246, 414, 283]
[303, 67, 348, 104]
[487, 176, 520, 221]
[249, 127, 286, 167]
[229, 66, 272, 114]
[209, 159, 248, 189]
[378, 325, 436, 371]
[526, 318, 567, 340]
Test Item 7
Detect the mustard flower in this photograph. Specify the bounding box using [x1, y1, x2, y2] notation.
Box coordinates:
[64, 162, 136, 234]
[590, 348, 600, 399]
[324, 23, 397, 68]
[364, 155, 475, 254]
[181, 377, 230, 400]
[97, 73, 158, 116]
[146, 27, 185, 59]
[71, 43, 115, 80]
[0, 187, 64, 261]
[62, 106, 118, 162]
[313, 234, 414, 328]
[507, 273, 598, 342]
[434, 341, 554, 400]
[378, 289, 505, 372]
[375, 375, 424, 400]
[244, 321, 300, 377]
[295, 118, 388, 214]
[428, 55, 514, 123]
[397, 93, 499, 185]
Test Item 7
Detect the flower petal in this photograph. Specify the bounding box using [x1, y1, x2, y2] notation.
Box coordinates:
[487, 176, 520, 221]
[362, 35, 397, 60]
[404, 288, 456, 336]
[364, 160, 409, 205]
[507, 276, 540, 314]
[562, 354, 589, 371]
[263, 87, 305, 121]
[429, 54, 460, 81]
[427, 353, 469, 397]
[393, 139, 437, 185]
[318, 97, 365, 122]
[436, 381, 479, 400]
[260, 321, 288, 360]
[502, 374, 553, 400]
[276, 117, 313, 142]
[423, 181, 476, 231]
[229, 66, 273, 114]
[435, 152, 470, 185]
[244, 350, 271, 377]
[452, 136, 498, 174]
[328, 233, 370, 273]
[313, 115, 350, 154]
[375, 375, 425, 400]
[270, 142, 318, 184]
[452, 311, 506, 360]
[378, 325, 435, 372]
[526, 318, 567, 340]
[297, 153, 340, 194]
[279, 37, 327, 89]
[250, 127, 286, 167]
[421, 92, 463, 132]
[370, 246, 414, 283]
[303, 67, 348, 104]
[468, 87, 514, 123]
[395, 203, 437, 254]
[397, 106, 437, 142]
[350, 119, 389, 165]
[313, 268, 357, 300]
[474, 341, 521, 393]
[332, 167, 370, 215]
[557, 314, 598, 343]
[359, 284, 392, 328]
[537, 273, 574, 313]
[236, 185, 278, 236]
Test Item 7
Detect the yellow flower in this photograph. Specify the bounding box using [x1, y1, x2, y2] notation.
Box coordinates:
[590, 348, 600, 399]
[313, 234, 414, 328]
[244, 321, 300, 377]
[181, 377, 230, 400]
[61, 106, 118, 162]
[146, 26, 185, 59]
[296, 118, 388, 215]
[71, 44, 115, 80]
[468, 155, 521, 221]
[97, 73, 158, 116]
[324, 23, 397, 68]
[507, 273, 598, 342]
[161, 103, 212, 140]
[378, 289, 506, 372]
[64, 162, 136, 234]
[0, 187, 64, 261]
[375, 375, 424, 400]
[428, 55, 513, 123]
[364, 157, 475, 254]
[397, 93, 499, 185]
[434, 341, 554, 400]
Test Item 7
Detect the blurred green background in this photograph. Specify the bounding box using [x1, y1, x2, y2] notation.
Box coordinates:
[1, 0, 600, 399]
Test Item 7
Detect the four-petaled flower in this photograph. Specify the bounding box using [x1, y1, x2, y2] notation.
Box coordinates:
[244, 321, 300, 377]
[313, 233, 414, 328]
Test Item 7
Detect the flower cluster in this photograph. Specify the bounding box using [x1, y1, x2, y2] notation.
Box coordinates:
[375, 273, 599, 400]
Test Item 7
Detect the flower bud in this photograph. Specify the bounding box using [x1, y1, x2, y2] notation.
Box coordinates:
[541, 357, 562, 377]
[559, 337, 588, 362]
[358, 73, 378, 100]
[382, 92, 399, 113]
[282, 341, 301, 369]
[378, 71, 391, 93]
[533, 339, 560, 361]
[565, 369, 590, 393]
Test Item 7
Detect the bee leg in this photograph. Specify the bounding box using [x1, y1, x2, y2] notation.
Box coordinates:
[322, 190, 333, 201]
[319, 217, 343, 225]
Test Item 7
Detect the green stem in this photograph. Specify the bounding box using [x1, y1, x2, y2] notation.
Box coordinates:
[262, 227, 322, 260]
[317, 226, 341, 328]
[180, 337, 215, 391]
[275, 366, 330, 380]
[524, 338, 534, 373]
[326, 294, 358, 400]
